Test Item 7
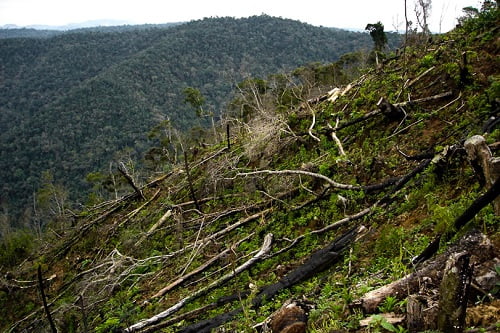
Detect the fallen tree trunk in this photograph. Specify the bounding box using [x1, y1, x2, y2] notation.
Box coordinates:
[177, 226, 366, 333]
[354, 230, 495, 313]
[412, 178, 500, 265]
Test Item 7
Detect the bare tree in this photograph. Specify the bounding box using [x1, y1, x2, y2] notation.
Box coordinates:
[415, 0, 432, 34]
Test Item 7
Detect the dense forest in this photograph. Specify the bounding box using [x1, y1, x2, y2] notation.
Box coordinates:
[0, 1, 499, 332]
[0, 15, 401, 230]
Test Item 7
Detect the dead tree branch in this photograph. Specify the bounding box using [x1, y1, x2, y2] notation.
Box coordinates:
[327, 118, 346, 156]
[405, 66, 435, 88]
[118, 162, 145, 200]
[134, 208, 172, 246]
[119, 188, 161, 227]
[235, 169, 401, 193]
[308, 109, 321, 142]
[177, 226, 365, 333]
[124, 233, 274, 332]
[38, 265, 58, 333]
[149, 233, 254, 300]
[394, 90, 453, 107]
[235, 169, 363, 190]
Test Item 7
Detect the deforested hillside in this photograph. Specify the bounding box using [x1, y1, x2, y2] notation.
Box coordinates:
[0, 3, 498, 333]
[0, 15, 400, 229]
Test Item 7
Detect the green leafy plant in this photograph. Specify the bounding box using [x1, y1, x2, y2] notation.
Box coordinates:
[368, 314, 408, 333]
[378, 296, 398, 313]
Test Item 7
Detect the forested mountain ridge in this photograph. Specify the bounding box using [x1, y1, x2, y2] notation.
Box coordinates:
[0, 15, 400, 228]
[0, 23, 183, 37]
[0, 2, 498, 332]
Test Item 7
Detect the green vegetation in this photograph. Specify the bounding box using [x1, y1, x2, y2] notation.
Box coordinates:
[0, 2, 499, 333]
[0, 15, 400, 231]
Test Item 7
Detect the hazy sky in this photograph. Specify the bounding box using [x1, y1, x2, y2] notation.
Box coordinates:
[0, 0, 482, 32]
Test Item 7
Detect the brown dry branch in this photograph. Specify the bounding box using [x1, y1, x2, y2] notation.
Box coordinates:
[123, 233, 274, 332]
[142, 170, 175, 188]
[192, 146, 229, 170]
[37, 265, 58, 333]
[333, 109, 382, 131]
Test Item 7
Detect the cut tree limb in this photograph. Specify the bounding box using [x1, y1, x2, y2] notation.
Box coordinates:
[235, 169, 401, 192]
[120, 188, 161, 227]
[134, 208, 172, 246]
[405, 66, 435, 88]
[118, 162, 146, 201]
[149, 233, 254, 300]
[177, 226, 365, 333]
[394, 90, 453, 107]
[140, 292, 250, 333]
[123, 233, 273, 332]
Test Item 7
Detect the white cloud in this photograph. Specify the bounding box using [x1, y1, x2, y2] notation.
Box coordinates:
[0, 0, 483, 32]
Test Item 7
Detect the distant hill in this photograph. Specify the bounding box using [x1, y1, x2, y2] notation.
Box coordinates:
[0, 15, 401, 226]
[0, 22, 183, 38]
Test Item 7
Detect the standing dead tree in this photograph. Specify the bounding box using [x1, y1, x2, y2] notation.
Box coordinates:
[415, 0, 432, 35]
[183, 150, 202, 212]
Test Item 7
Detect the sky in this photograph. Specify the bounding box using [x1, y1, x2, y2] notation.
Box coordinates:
[0, 0, 482, 32]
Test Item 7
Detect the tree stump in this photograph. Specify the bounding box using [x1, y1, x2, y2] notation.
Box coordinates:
[437, 251, 473, 333]
[464, 135, 500, 215]
[407, 295, 425, 332]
